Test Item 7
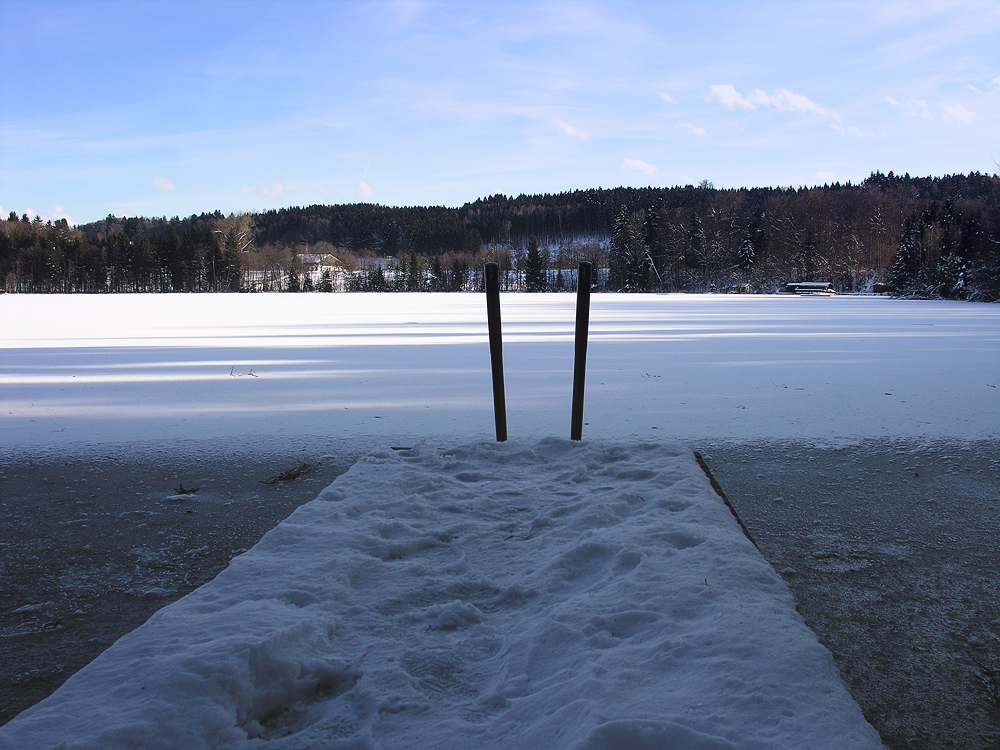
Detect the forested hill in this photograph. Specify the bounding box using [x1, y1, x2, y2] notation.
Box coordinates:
[3, 172, 1000, 299]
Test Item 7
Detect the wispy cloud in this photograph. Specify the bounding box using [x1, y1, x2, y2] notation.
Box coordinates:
[707, 85, 839, 120]
[992, 76, 1000, 91]
[831, 123, 875, 137]
[903, 98, 933, 118]
[942, 103, 974, 123]
[678, 121, 706, 137]
[388, 0, 426, 25]
[152, 174, 176, 192]
[355, 181, 376, 200]
[752, 89, 839, 120]
[707, 84, 755, 110]
[659, 92, 677, 103]
[553, 118, 589, 141]
[622, 158, 658, 179]
[241, 183, 284, 200]
[888, 97, 975, 123]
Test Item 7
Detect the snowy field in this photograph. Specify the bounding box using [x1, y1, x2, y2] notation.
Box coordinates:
[2, 292, 1000, 748]
[2, 292, 999, 448]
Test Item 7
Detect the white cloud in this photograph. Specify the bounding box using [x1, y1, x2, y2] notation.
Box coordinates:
[992, 76, 1000, 91]
[831, 123, 875, 137]
[906, 99, 933, 118]
[355, 181, 376, 200]
[751, 88, 840, 120]
[389, 0, 425, 24]
[942, 103, 974, 123]
[241, 183, 285, 200]
[152, 174, 176, 192]
[707, 84, 754, 110]
[708, 85, 838, 120]
[18, 205, 77, 225]
[886, 96, 899, 105]
[892, 98, 973, 122]
[553, 118, 589, 141]
[622, 158, 658, 179]
[678, 121, 707, 137]
[659, 92, 677, 103]
[50, 205, 76, 224]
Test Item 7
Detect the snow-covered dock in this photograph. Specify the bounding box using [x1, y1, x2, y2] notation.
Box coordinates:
[1, 439, 883, 750]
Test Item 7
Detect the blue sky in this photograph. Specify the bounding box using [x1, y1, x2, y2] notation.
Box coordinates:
[2, 0, 999, 225]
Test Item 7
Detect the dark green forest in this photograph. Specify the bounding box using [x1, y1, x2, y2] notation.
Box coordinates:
[3, 171, 999, 300]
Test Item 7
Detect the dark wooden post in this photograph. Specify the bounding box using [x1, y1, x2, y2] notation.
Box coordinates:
[571, 261, 592, 440]
[485, 263, 507, 442]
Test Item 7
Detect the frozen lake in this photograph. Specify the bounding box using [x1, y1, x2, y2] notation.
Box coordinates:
[3, 292, 999, 448]
[2, 292, 1000, 747]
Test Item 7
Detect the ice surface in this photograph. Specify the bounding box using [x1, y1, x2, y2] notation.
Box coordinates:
[2, 293, 998, 448]
[0, 439, 883, 749]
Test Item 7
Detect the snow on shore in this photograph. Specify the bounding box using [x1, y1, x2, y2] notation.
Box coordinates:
[0, 439, 882, 749]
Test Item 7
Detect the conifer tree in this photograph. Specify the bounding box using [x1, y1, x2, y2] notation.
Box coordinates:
[737, 235, 755, 280]
[319, 268, 334, 292]
[797, 228, 818, 281]
[286, 253, 301, 292]
[684, 212, 706, 288]
[406, 251, 421, 291]
[642, 196, 668, 289]
[524, 236, 547, 292]
[887, 216, 923, 293]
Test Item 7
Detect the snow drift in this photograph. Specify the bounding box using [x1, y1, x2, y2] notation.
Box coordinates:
[0, 439, 883, 749]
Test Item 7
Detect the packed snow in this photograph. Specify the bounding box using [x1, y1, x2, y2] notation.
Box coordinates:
[0, 438, 883, 749]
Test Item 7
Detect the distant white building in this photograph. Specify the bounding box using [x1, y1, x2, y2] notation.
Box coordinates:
[296, 253, 349, 289]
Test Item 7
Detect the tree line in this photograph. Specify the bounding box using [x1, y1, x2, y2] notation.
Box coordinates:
[2, 171, 999, 300]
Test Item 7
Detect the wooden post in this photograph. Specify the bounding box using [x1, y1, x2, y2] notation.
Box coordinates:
[571, 261, 592, 440]
[485, 263, 507, 442]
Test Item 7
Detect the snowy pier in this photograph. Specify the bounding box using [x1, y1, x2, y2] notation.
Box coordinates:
[0, 439, 883, 750]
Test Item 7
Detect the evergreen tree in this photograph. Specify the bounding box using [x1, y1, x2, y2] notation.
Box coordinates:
[607, 207, 650, 292]
[430, 255, 446, 291]
[524, 236, 547, 292]
[642, 196, 668, 289]
[797, 228, 817, 281]
[319, 268, 334, 292]
[684, 212, 706, 288]
[286, 253, 302, 292]
[406, 251, 422, 291]
[608, 205, 633, 291]
[448, 256, 469, 291]
[737, 235, 755, 278]
[887, 216, 923, 293]
[934, 253, 966, 299]
[368, 263, 387, 291]
[747, 210, 767, 267]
